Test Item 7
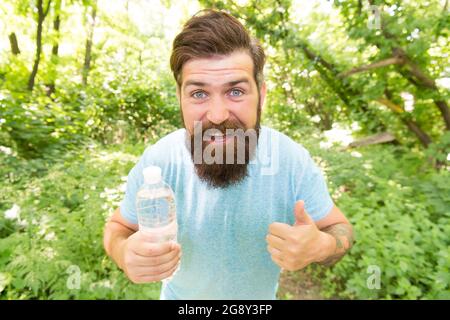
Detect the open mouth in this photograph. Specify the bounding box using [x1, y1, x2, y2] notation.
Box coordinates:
[205, 133, 233, 144]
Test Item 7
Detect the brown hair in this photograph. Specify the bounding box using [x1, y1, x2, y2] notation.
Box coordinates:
[170, 9, 266, 88]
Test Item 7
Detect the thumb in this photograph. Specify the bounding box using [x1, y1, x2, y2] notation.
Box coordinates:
[294, 200, 314, 226]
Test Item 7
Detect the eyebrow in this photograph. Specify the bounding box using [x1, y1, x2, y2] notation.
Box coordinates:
[183, 78, 250, 90]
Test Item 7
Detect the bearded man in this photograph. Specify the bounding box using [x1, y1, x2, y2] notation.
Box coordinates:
[103, 9, 353, 300]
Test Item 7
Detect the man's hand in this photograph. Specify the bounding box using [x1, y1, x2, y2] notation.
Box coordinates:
[119, 231, 182, 284]
[266, 200, 334, 271]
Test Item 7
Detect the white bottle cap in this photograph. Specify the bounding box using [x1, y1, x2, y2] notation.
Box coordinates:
[143, 166, 162, 184]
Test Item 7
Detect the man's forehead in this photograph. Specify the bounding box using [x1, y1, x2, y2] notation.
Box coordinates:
[181, 51, 254, 87]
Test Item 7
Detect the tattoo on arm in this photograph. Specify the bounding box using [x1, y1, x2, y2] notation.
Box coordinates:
[318, 223, 354, 267]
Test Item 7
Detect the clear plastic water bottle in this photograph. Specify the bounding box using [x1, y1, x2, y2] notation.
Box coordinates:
[136, 166, 178, 243]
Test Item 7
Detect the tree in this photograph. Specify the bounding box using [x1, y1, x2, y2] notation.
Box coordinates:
[199, 0, 448, 148]
[82, 0, 98, 86]
[8, 33, 21, 55]
[334, 0, 450, 133]
[46, 0, 62, 96]
[28, 0, 52, 91]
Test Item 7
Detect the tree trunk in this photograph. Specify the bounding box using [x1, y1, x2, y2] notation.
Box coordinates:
[403, 119, 432, 148]
[82, 1, 97, 86]
[376, 98, 432, 147]
[8, 33, 20, 55]
[28, 0, 52, 91]
[28, 1, 44, 91]
[434, 100, 450, 130]
[51, 15, 60, 56]
[47, 0, 61, 97]
[349, 132, 396, 148]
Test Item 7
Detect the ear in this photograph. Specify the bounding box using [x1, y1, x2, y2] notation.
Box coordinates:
[259, 81, 267, 111]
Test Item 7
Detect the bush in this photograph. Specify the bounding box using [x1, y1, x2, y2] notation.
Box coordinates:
[0, 71, 181, 159]
[0, 143, 163, 299]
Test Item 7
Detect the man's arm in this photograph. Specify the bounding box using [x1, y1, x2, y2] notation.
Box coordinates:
[315, 205, 354, 267]
[103, 208, 138, 270]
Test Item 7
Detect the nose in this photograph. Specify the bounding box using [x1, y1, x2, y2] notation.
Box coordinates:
[206, 97, 230, 125]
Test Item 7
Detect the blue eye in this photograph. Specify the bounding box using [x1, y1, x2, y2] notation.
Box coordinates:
[229, 89, 243, 97]
[192, 91, 207, 99]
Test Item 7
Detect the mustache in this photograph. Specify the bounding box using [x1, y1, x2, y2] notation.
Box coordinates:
[193, 118, 247, 135]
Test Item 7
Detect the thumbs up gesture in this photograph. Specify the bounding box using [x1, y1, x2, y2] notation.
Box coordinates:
[266, 200, 331, 271]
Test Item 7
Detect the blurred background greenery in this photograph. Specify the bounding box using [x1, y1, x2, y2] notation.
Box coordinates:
[0, 0, 449, 299]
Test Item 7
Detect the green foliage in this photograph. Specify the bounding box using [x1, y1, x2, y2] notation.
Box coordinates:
[0, 143, 164, 299]
[0, 0, 449, 300]
[81, 74, 181, 144]
[303, 142, 450, 300]
[0, 90, 85, 158]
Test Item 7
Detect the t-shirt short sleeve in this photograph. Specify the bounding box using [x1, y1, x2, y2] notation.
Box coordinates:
[295, 146, 334, 221]
[119, 149, 149, 225]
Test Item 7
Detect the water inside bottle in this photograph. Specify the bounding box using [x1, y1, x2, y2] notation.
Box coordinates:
[136, 187, 177, 242]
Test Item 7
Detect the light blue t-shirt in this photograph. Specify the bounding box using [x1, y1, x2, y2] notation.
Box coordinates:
[120, 126, 334, 300]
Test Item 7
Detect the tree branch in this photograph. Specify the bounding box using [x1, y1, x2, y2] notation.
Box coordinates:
[376, 98, 404, 113]
[297, 42, 338, 74]
[43, 0, 52, 18]
[376, 98, 432, 147]
[338, 56, 405, 78]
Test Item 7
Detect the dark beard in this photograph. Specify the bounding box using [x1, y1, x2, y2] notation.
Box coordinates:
[184, 104, 261, 189]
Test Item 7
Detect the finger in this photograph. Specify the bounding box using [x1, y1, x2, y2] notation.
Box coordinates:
[171, 242, 181, 251]
[270, 254, 284, 268]
[266, 234, 285, 251]
[267, 244, 283, 259]
[149, 247, 181, 266]
[268, 222, 292, 239]
[136, 262, 180, 283]
[135, 252, 181, 277]
[294, 200, 315, 225]
[132, 241, 175, 257]
[133, 246, 181, 267]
